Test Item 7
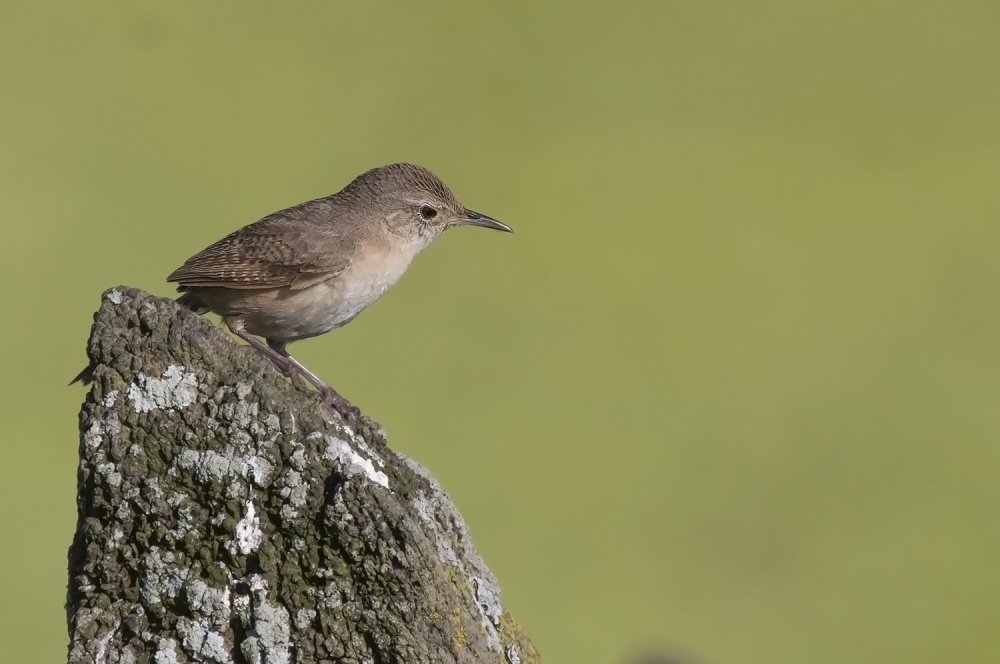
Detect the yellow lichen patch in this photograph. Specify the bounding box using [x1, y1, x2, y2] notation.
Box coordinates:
[497, 611, 541, 663]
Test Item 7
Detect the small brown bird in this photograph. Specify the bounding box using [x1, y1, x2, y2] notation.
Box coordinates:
[167, 163, 511, 420]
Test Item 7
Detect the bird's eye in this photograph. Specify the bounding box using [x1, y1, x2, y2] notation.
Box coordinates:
[419, 205, 438, 221]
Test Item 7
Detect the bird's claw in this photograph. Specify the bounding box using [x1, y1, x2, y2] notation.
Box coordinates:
[286, 368, 309, 393]
[319, 387, 360, 424]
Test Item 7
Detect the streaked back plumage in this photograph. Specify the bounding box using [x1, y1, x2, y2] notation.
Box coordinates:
[167, 163, 457, 291]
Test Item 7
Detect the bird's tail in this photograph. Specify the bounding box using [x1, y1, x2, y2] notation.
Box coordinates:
[69, 364, 94, 386]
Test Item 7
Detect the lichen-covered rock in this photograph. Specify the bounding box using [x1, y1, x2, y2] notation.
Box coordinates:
[68, 287, 538, 664]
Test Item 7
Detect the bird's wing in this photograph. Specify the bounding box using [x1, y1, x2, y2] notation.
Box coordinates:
[167, 200, 356, 290]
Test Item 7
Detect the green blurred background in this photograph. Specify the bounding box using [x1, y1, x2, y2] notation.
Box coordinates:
[2, 1, 999, 662]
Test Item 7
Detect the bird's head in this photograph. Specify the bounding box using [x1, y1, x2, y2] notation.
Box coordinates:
[345, 163, 512, 241]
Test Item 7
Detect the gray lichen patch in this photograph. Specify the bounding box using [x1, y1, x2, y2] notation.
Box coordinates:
[173, 448, 252, 484]
[241, 598, 291, 664]
[351, 431, 387, 467]
[177, 617, 232, 663]
[277, 466, 308, 520]
[316, 432, 390, 488]
[127, 365, 200, 413]
[95, 461, 123, 490]
[153, 638, 180, 664]
[413, 492, 462, 567]
[229, 500, 263, 556]
[140, 548, 191, 612]
[84, 412, 121, 451]
[293, 608, 317, 630]
[185, 579, 232, 628]
[230, 575, 292, 664]
[475, 576, 504, 628]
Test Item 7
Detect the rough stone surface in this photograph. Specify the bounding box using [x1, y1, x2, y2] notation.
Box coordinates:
[68, 287, 539, 664]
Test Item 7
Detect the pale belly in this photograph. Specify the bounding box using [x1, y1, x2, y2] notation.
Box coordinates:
[243, 279, 384, 341]
[189, 236, 429, 342]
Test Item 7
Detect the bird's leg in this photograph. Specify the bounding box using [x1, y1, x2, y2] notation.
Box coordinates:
[262, 339, 310, 393]
[266, 339, 360, 423]
[228, 325, 309, 392]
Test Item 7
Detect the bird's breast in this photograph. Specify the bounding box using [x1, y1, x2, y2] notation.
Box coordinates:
[240, 241, 420, 342]
[338, 243, 416, 310]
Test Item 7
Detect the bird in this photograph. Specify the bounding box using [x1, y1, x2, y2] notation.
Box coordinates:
[165, 163, 512, 420]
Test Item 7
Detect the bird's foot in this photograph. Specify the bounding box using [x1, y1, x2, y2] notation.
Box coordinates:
[318, 387, 360, 423]
[239, 333, 359, 423]
[284, 366, 310, 393]
[280, 366, 358, 423]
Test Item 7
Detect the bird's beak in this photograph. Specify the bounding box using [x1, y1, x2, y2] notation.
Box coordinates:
[461, 209, 513, 233]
